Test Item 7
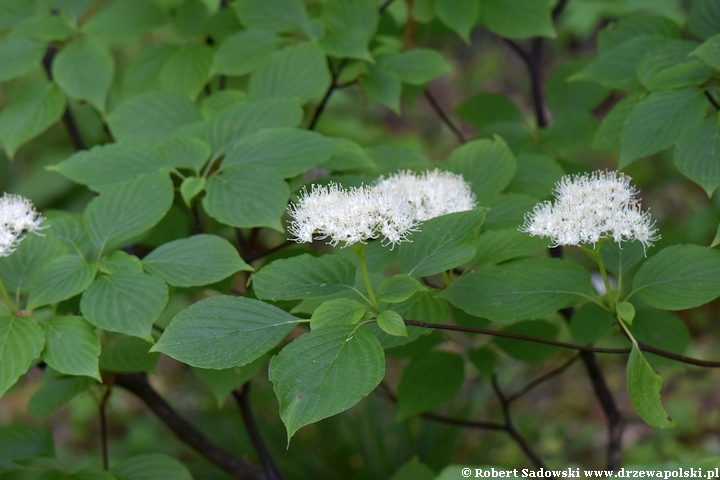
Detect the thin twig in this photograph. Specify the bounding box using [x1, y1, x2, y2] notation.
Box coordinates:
[705, 91, 720, 111]
[379, 0, 396, 14]
[308, 58, 348, 130]
[191, 203, 204, 234]
[423, 90, 467, 143]
[115, 373, 264, 480]
[232, 383, 284, 480]
[507, 355, 579, 404]
[99, 387, 111, 470]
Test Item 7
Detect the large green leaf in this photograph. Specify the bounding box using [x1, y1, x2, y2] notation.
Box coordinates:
[112, 454, 193, 480]
[627, 345, 674, 429]
[253, 254, 356, 301]
[204, 98, 303, 158]
[81, 271, 168, 340]
[40, 316, 100, 380]
[159, 45, 213, 100]
[0, 424, 55, 459]
[472, 228, 549, 266]
[570, 303, 616, 345]
[233, 0, 308, 33]
[387, 48, 452, 85]
[123, 43, 178, 95]
[28, 375, 95, 419]
[99, 336, 159, 373]
[52, 39, 114, 113]
[143, 234, 250, 287]
[159, 137, 210, 172]
[480, 0, 555, 39]
[447, 137, 516, 203]
[0, 37, 45, 82]
[212, 29, 283, 76]
[27, 255, 98, 310]
[0, 231, 66, 295]
[631, 245, 720, 310]
[51, 142, 168, 192]
[674, 115, 720, 197]
[82, 0, 168, 39]
[151, 296, 301, 369]
[688, 0, 720, 40]
[620, 88, 707, 168]
[436, 0, 478, 43]
[310, 299, 367, 330]
[249, 41, 331, 103]
[85, 171, 174, 252]
[364, 58, 402, 114]
[398, 209, 486, 277]
[494, 321, 561, 364]
[691, 34, 720, 70]
[222, 127, 336, 178]
[443, 258, 595, 321]
[395, 351, 464, 420]
[0, 82, 66, 158]
[320, 0, 378, 61]
[629, 310, 690, 368]
[597, 16, 680, 54]
[505, 153, 564, 199]
[636, 40, 713, 91]
[0, 316, 45, 397]
[202, 166, 288, 230]
[269, 324, 384, 440]
[107, 92, 201, 144]
[375, 275, 427, 304]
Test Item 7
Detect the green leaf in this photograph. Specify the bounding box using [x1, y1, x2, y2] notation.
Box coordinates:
[636, 40, 712, 91]
[249, 41, 331, 103]
[222, 128, 336, 178]
[213, 29, 283, 76]
[200, 90, 247, 118]
[570, 303, 616, 345]
[468, 347, 495, 377]
[180, 177, 205, 207]
[143, 234, 250, 287]
[571, 36, 671, 91]
[472, 228, 549, 266]
[616, 302, 636, 325]
[204, 98, 303, 158]
[99, 251, 144, 275]
[152, 296, 301, 369]
[456, 93, 523, 130]
[85, 171, 174, 252]
[632, 245, 720, 310]
[269, 324, 384, 440]
[494, 321, 561, 364]
[597, 16, 680, 54]
[443, 258, 595, 321]
[51, 142, 167, 192]
[447, 137, 517, 203]
[691, 34, 720, 70]
[27, 255, 97, 310]
[688, 0, 720, 40]
[363, 62, 402, 114]
[436, 0, 478, 43]
[310, 299, 367, 330]
[113, 454, 193, 480]
[390, 457, 435, 480]
[546, 60, 610, 115]
[99, 336, 159, 373]
[81, 271, 169, 340]
[0, 230, 66, 295]
[480, 0, 555, 39]
[159, 137, 210, 172]
[398, 209, 486, 277]
[233, 0, 308, 33]
[0, 316, 45, 397]
[388, 48, 452, 85]
[506, 153, 564, 199]
[627, 344, 674, 428]
[40, 317, 101, 380]
[253, 254, 356, 301]
[0, 37, 45, 82]
[194, 356, 265, 407]
[108, 92, 201, 144]
[28, 375, 95, 419]
[390, 290, 448, 324]
[483, 194, 537, 231]
[620, 88, 707, 168]
[320, 0, 378, 61]
[0, 425, 55, 460]
[0, 82, 66, 158]
[376, 275, 426, 303]
[592, 94, 641, 151]
[629, 310, 690, 368]
[395, 351, 464, 420]
[123, 43, 178, 95]
[674, 115, 720, 197]
[82, 0, 168, 40]
[11, 13, 75, 41]
[52, 39, 114, 113]
[159, 45, 213, 100]
[202, 166, 288, 230]
[376, 310, 407, 337]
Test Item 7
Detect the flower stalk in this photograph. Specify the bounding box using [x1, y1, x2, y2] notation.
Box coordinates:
[352, 244, 380, 313]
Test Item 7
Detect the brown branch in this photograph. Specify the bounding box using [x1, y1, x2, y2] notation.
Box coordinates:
[507, 355, 579, 404]
[232, 383, 284, 480]
[99, 387, 111, 470]
[423, 89, 467, 143]
[115, 373, 265, 480]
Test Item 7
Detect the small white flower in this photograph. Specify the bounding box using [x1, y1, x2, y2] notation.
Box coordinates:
[520, 171, 659, 250]
[0, 193, 46, 257]
[374, 169, 477, 221]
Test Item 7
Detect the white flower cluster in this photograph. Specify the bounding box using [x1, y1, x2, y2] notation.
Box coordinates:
[520, 171, 659, 250]
[288, 169, 476, 248]
[0, 193, 45, 257]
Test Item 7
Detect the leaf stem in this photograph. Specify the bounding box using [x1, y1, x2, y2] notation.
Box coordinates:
[580, 243, 616, 313]
[352, 244, 380, 312]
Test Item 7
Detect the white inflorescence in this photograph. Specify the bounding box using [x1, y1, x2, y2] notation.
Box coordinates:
[520, 170, 659, 250]
[288, 169, 476, 248]
[0, 193, 45, 257]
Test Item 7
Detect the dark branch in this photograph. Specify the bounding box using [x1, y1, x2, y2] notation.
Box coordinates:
[308, 58, 348, 130]
[552, 0, 570, 20]
[379, 0, 395, 14]
[115, 373, 265, 480]
[705, 90, 720, 111]
[232, 383, 284, 480]
[423, 89, 467, 143]
[507, 355, 579, 404]
[99, 387, 111, 470]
